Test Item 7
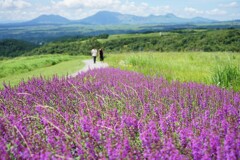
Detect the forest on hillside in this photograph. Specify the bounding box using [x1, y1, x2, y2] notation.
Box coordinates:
[103, 29, 240, 52]
[0, 39, 37, 57]
[1, 29, 239, 58]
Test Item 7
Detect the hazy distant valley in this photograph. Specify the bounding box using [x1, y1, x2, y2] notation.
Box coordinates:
[0, 11, 239, 43]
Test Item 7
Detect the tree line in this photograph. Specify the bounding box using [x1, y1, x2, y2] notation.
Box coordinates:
[1, 29, 239, 57]
[0, 39, 37, 57]
[102, 29, 240, 52]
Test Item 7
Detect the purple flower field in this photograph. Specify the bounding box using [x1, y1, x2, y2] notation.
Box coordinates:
[0, 68, 239, 159]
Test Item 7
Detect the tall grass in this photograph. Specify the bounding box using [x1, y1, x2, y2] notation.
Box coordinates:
[105, 52, 240, 90]
[212, 65, 240, 90]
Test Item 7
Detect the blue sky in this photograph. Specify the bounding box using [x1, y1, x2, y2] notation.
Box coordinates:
[0, 0, 239, 22]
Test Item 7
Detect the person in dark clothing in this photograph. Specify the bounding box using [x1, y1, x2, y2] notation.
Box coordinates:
[99, 48, 104, 62]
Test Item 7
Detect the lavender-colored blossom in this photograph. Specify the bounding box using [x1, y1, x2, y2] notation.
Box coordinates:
[0, 68, 239, 159]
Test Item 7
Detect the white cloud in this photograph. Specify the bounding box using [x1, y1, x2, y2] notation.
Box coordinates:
[184, 6, 227, 18]
[0, 0, 238, 22]
[0, 9, 31, 21]
[219, 1, 239, 8]
[51, 0, 172, 18]
[184, 7, 204, 14]
[54, 0, 121, 9]
[206, 8, 227, 16]
[0, 0, 31, 9]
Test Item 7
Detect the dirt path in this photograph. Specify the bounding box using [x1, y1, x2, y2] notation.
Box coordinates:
[70, 59, 109, 77]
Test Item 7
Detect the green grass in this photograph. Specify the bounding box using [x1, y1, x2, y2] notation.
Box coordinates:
[212, 65, 240, 91]
[105, 52, 240, 90]
[99, 32, 170, 43]
[0, 54, 89, 88]
[1, 52, 240, 90]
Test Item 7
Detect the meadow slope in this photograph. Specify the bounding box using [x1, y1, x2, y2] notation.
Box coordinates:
[0, 55, 89, 88]
[105, 52, 240, 91]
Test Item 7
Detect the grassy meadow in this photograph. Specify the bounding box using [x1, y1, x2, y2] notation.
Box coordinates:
[98, 32, 167, 43]
[105, 52, 240, 91]
[1, 52, 240, 90]
[0, 54, 89, 88]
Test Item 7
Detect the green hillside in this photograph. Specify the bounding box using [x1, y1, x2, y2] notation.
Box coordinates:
[1, 28, 239, 89]
[25, 29, 240, 56]
[102, 29, 240, 52]
[0, 39, 37, 57]
[0, 54, 88, 87]
[0, 29, 239, 57]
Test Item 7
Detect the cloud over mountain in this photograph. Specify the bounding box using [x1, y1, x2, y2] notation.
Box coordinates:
[53, 0, 121, 9]
[0, 0, 31, 9]
[184, 7, 228, 17]
[219, 1, 238, 8]
[0, 0, 239, 22]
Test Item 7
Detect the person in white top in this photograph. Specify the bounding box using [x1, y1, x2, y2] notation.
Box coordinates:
[91, 48, 98, 64]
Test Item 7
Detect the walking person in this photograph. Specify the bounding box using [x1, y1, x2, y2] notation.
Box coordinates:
[99, 48, 104, 62]
[91, 48, 97, 64]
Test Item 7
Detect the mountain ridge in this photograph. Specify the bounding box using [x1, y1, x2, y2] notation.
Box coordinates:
[78, 11, 218, 25]
[0, 11, 222, 26]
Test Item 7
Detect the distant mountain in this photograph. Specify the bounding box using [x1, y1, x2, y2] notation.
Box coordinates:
[78, 11, 217, 25]
[191, 17, 216, 23]
[23, 15, 70, 25]
[233, 19, 240, 22]
[79, 11, 122, 25]
[0, 11, 221, 27]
